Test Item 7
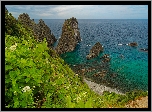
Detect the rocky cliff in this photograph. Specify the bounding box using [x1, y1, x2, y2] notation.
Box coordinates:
[18, 13, 57, 48]
[55, 17, 81, 55]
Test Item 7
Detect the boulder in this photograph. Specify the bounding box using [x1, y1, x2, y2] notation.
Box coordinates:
[140, 48, 148, 52]
[128, 42, 138, 47]
[55, 17, 81, 55]
[93, 70, 107, 78]
[100, 54, 111, 62]
[86, 42, 103, 60]
[86, 53, 96, 60]
[18, 13, 57, 48]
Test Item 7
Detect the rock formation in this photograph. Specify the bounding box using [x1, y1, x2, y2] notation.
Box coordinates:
[35, 19, 57, 48]
[86, 42, 103, 60]
[140, 48, 148, 52]
[100, 54, 111, 62]
[55, 17, 81, 55]
[18, 13, 57, 48]
[128, 42, 138, 47]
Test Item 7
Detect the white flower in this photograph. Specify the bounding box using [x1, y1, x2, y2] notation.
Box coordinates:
[10, 43, 17, 51]
[22, 86, 31, 92]
[82, 92, 87, 96]
[45, 58, 49, 64]
[83, 92, 87, 95]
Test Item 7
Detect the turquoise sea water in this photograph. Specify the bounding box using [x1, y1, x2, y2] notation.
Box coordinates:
[35, 19, 148, 93]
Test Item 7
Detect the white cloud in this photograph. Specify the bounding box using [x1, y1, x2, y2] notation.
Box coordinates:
[5, 5, 148, 19]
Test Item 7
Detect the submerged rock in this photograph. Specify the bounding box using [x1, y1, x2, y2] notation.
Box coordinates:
[140, 48, 148, 52]
[55, 17, 81, 55]
[18, 13, 57, 48]
[86, 42, 103, 60]
[93, 70, 107, 78]
[100, 54, 111, 62]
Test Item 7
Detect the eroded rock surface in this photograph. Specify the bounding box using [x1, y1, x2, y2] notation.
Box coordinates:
[86, 42, 103, 60]
[100, 54, 111, 62]
[18, 13, 57, 48]
[55, 17, 81, 55]
[128, 42, 138, 47]
[125, 96, 148, 108]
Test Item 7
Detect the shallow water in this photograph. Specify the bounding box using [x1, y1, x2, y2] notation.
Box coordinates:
[35, 19, 148, 93]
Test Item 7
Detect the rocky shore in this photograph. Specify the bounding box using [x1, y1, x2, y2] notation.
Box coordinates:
[83, 78, 125, 95]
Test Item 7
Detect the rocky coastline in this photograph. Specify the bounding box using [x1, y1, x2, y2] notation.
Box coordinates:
[5, 7, 148, 108]
[16, 14, 147, 96]
[83, 78, 125, 95]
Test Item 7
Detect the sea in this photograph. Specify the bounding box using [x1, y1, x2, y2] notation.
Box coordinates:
[35, 19, 148, 93]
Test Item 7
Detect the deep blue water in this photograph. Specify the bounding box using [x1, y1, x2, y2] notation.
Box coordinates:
[35, 19, 148, 93]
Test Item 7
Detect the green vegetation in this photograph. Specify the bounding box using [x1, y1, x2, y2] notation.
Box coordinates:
[5, 8, 148, 108]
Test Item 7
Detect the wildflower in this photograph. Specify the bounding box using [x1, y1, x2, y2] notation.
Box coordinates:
[82, 92, 87, 97]
[14, 91, 17, 94]
[76, 97, 81, 102]
[83, 92, 87, 95]
[9, 43, 17, 51]
[33, 86, 35, 88]
[22, 86, 31, 92]
[45, 58, 49, 64]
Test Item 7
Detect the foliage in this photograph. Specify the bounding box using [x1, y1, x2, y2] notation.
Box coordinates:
[5, 8, 148, 108]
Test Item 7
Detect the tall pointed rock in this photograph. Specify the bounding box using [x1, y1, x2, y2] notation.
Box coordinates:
[55, 17, 81, 54]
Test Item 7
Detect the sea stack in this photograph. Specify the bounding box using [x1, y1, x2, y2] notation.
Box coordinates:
[18, 13, 57, 48]
[86, 42, 104, 60]
[55, 17, 81, 55]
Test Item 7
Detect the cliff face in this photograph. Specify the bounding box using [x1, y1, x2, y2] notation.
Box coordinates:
[18, 13, 57, 48]
[36, 19, 57, 48]
[55, 17, 81, 55]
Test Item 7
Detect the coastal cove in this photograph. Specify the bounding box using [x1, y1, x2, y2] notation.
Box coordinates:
[34, 19, 148, 93]
[5, 6, 149, 108]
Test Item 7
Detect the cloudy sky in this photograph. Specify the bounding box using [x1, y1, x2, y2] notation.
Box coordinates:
[5, 5, 148, 19]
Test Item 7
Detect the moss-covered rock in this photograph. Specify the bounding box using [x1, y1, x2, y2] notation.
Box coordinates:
[55, 17, 81, 55]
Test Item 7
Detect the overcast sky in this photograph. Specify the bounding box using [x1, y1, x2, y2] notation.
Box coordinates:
[5, 5, 148, 19]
